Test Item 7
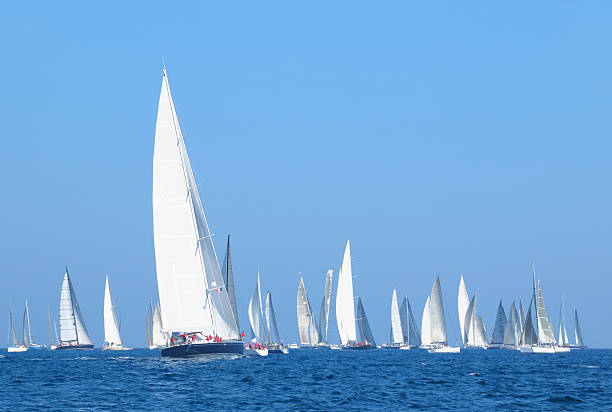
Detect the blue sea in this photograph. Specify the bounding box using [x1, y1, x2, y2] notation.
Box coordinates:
[1, 348, 610, 410]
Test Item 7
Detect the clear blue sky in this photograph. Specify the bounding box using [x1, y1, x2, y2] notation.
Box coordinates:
[1, 2, 610, 348]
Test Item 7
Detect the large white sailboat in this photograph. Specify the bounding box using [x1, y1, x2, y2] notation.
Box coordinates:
[102, 276, 131, 351]
[152, 69, 242, 358]
[335, 240, 375, 350]
[7, 304, 27, 352]
[424, 277, 460, 353]
[297, 276, 319, 348]
[58, 269, 94, 350]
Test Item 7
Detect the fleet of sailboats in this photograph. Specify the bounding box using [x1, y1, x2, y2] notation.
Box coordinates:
[3, 70, 590, 358]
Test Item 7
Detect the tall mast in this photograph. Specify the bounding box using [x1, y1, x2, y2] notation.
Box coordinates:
[25, 300, 33, 345]
[48, 308, 53, 346]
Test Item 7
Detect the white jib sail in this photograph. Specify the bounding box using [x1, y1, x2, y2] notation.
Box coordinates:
[335, 240, 357, 345]
[390, 288, 403, 344]
[59, 270, 92, 345]
[457, 274, 470, 346]
[248, 273, 263, 342]
[152, 303, 167, 347]
[104, 276, 123, 347]
[152, 69, 238, 340]
[421, 295, 431, 346]
[536, 281, 556, 345]
[464, 295, 476, 345]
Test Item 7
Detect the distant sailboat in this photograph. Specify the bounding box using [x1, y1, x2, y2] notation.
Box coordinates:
[420, 296, 431, 347]
[457, 274, 470, 347]
[102, 276, 131, 350]
[356, 297, 376, 347]
[464, 294, 490, 349]
[265, 292, 288, 354]
[246, 273, 268, 356]
[7, 304, 27, 352]
[23, 300, 45, 349]
[335, 240, 374, 350]
[318, 270, 333, 347]
[557, 299, 569, 347]
[57, 269, 94, 350]
[146, 302, 168, 349]
[222, 234, 239, 333]
[570, 308, 586, 349]
[152, 69, 242, 358]
[399, 296, 421, 349]
[382, 288, 403, 349]
[297, 276, 319, 347]
[427, 277, 460, 353]
[489, 300, 507, 348]
[48, 308, 57, 350]
[502, 302, 520, 350]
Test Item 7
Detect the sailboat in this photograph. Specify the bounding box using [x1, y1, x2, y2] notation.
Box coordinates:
[520, 278, 568, 353]
[557, 298, 570, 348]
[336, 240, 375, 350]
[146, 302, 168, 349]
[23, 300, 45, 349]
[422, 277, 460, 353]
[463, 294, 490, 349]
[265, 292, 289, 354]
[152, 69, 242, 358]
[569, 308, 586, 349]
[317, 270, 333, 348]
[382, 288, 403, 349]
[222, 234, 240, 333]
[458, 276, 489, 349]
[48, 308, 57, 350]
[297, 276, 319, 348]
[58, 268, 94, 350]
[502, 302, 520, 350]
[399, 296, 421, 349]
[246, 272, 268, 356]
[102, 276, 131, 350]
[7, 304, 27, 352]
[488, 300, 507, 349]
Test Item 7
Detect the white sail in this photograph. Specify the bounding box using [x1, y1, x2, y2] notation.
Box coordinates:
[318, 270, 333, 344]
[400, 297, 421, 347]
[464, 295, 476, 345]
[9, 304, 19, 346]
[297, 277, 318, 345]
[536, 281, 556, 345]
[248, 273, 264, 342]
[518, 298, 525, 337]
[457, 275, 470, 346]
[265, 292, 281, 344]
[152, 69, 238, 339]
[103, 276, 123, 347]
[356, 297, 376, 346]
[503, 302, 519, 348]
[335, 240, 357, 345]
[490, 300, 506, 345]
[24, 300, 34, 347]
[421, 296, 431, 346]
[221, 235, 239, 332]
[59, 270, 92, 345]
[152, 303, 167, 347]
[390, 288, 403, 344]
[146, 303, 153, 348]
[429, 277, 447, 345]
[475, 316, 489, 346]
[521, 298, 538, 346]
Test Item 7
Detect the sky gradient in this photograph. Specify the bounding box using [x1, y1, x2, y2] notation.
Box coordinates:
[1, 2, 610, 347]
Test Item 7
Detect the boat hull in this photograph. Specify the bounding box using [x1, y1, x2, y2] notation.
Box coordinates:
[342, 344, 375, 350]
[520, 346, 556, 354]
[428, 346, 461, 353]
[161, 341, 244, 358]
[56, 344, 94, 350]
[7, 346, 28, 353]
[244, 348, 268, 356]
[102, 346, 133, 351]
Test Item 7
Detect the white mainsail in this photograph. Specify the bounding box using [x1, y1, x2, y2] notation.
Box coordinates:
[503, 302, 520, 348]
[390, 288, 403, 344]
[335, 240, 357, 346]
[464, 295, 476, 345]
[221, 234, 239, 332]
[536, 281, 556, 345]
[152, 69, 238, 340]
[103, 276, 123, 347]
[457, 274, 470, 346]
[248, 273, 267, 342]
[400, 297, 421, 347]
[475, 316, 489, 346]
[573, 308, 584, 347]
[265, 291, 281, 344]
[429, 277, 447, 345]
[59, 270, 92, 345]
[318, 270, 333, 344]
[421, 296, 431, 346]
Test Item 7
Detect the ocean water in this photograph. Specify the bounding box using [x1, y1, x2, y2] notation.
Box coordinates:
[1, 348, 611, 410]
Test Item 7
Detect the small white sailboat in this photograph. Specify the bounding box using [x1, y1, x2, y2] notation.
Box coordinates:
[463, 294, 490, 349]
[246, 272, 269, 356]
[382, 288, 403, 349]
[399, 296, 421, 349]
[297, 276, 320, 348]
[557, 298, 570, 349]
[426, 277, 460, 353]
[335, 240, 375, 350]
[420, 296, 431, 348]
[7, 304, 27, 352]
[152, 69, 242, 358]
[288, 343, 300, 349]
[102, 276, 132, 351]
[23, 300, 45, 349]
[502, 302, 520, 350]
[521, 278, 566, 354]
[317, 270, 333, 348]
[57, 268, 94, 350]
[488, 300, 507, 349]
[569, 308, 586, 349]
[264, 292, 288, 354]
[146, 302, 169, 349]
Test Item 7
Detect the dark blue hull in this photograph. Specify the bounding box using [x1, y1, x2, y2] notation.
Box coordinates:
[56, 344, 94, 350]
[161, 341, 244, 358]
[343, 344, 375, 350]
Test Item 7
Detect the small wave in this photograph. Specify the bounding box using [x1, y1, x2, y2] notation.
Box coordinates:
[468, 372, 480, 376]
[548, 395, 582, 404]
[572, 364, 600, 369]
